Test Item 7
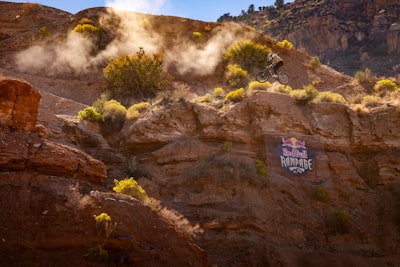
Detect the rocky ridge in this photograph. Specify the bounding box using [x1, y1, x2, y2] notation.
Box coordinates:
[232, 0, 400, 76]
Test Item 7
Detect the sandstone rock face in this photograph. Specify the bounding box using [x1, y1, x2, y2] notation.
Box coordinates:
[0, 173, 208, 267]
[0, 78, 41, 131]
[0, 79, 210, 266]
[0, 78, 107, 184]
[117, 90, 400, 266]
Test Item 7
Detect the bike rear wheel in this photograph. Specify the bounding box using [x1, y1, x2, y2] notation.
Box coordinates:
[278, 72, 289, 85]
[256, 71, 269, 83]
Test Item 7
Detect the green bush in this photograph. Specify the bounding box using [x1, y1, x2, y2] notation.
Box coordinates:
[314, 91, 346, 104]
[38, 26, 50, 37]
[276, 39, 293, 50]
[361, 95, 381, 108]
[374, 79, 398, 95]
[73, 23, 103, 34]
[113, 177, 148, 201]
[126, 101, 150, 119]
[256, 160, 269, 180]
[274, 84, 293, 94]
[103, 48, 172, 104]
[103, 100, 127, 122]
[223, 141, 232, 152]
[200, 93, 212, 103]
[213, 87, 225, 98]
[225, 64, 248, 87]
[223, 39, 271, 72]
[312, 186, 329, 202]
[332, 209, 354, 234]
[289, 84, 318, 105]
[226, 88, 246, 103]
[192, 31, 205, 41]
[93, 212, 114, 239]
[131, 102, 150, 112]
[78, 17, 93, 25]
[77, 107, 104, 122]
[309, 56, 321, 69]
[126, 106, 140, 120]
[84, 244, 108, 262]
[248, 81, 271, 91]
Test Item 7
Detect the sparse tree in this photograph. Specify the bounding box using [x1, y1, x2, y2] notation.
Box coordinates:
[248, 4, 255, 13]
[275, 0, 285, 9]
[217, 13, 232, 22]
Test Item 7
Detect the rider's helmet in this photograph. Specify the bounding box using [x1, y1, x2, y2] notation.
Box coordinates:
[268, 54, 274, 61]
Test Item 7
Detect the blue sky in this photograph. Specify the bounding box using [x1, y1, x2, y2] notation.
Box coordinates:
[8, 0, 293, 22]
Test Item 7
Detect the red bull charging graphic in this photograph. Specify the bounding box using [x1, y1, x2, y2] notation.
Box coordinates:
[279, 137, 313, 175]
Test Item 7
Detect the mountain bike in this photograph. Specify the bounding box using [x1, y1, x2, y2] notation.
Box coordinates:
[256, 64, 290, 85]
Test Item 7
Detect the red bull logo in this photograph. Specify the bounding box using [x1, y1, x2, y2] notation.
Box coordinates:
[279, 137, 313, 176]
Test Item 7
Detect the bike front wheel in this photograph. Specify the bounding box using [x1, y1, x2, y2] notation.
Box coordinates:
[256, 71, 269, 83]
[278, 72, 289, 85]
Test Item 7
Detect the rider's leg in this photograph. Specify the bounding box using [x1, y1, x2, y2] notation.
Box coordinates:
[274, 61, 284, 74]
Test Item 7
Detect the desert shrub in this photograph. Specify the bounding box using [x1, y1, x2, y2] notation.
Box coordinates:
[223, 141, 233, 152]
[84, 244, 108, 262]
[274, 84, 293, 94]
[312, 186, 329, 202]
[73, 23, 103, 34]
[352, 104, 370, 114]
[276, 39, 293, 50]
[256, 159, 269, 180]
[77, 107, 104, 122]
[92, 93, 108, 114]
[131, 102, 150, 112]
[361, 95, 381, 108]
[79, 17, 93, 25]
[223, 39, 271, 72]
[213, 87, 225, 98]
[38, 26, 50, 37]
[101, 100, 127, 133]
[200, 93, 212, 103]
[332, 209, 354, 234]
[103, 100, 126, 122]
[314, 91, 346, 104]
[93, 212, 114, 238]
[355, 68, 371, 84]
[104, 48, 172, 104]
[226, 88, 246, 103]
[290, 84, 318, 105]
[374, 79, 398, 95]
[248, 81, 271, 91]
[126, 102, 150, 119]
[192, 31, 204, 41]
[113, 177, 148, 201]
[159, 208, 203, 237]
[225, 64, 248, 87]
[309, 56, 321, 69]
[126, 106, 140, 120]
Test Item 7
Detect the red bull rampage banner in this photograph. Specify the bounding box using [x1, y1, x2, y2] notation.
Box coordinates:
[265, 133, 328, 182]
[279, 137, 313, 176]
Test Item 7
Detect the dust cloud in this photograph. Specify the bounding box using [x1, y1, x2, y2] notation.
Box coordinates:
[15, 0, 254, 76]
[16, 31, 95, 74]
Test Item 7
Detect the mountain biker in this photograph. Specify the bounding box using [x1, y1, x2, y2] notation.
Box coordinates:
[267, 53, 284, 77]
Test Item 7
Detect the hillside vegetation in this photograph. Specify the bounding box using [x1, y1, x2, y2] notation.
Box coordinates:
[0, 1, 400, 266]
